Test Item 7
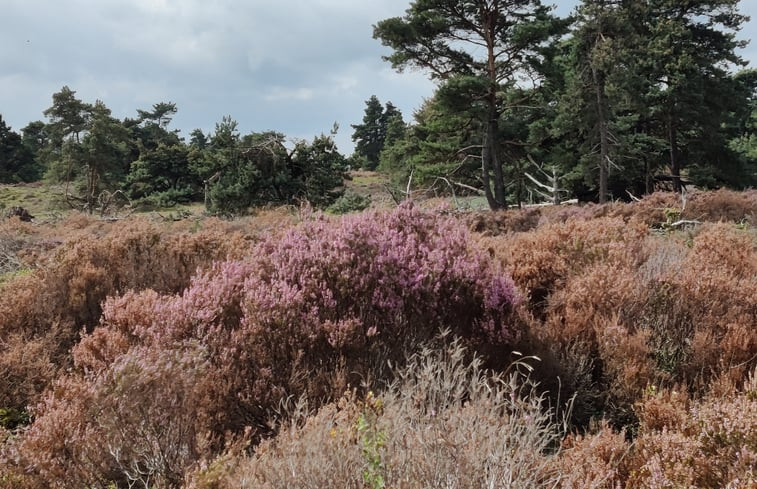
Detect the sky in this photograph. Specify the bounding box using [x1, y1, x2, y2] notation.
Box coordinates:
[1, 1, 756, 153]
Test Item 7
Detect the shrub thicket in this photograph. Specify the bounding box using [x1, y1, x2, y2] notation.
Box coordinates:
[5, 204, 519, 488]
[0, 191, 755, 488]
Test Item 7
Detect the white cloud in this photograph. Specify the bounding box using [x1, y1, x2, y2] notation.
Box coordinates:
[264, 87, 316, 102]
[0, 0, 754, 156]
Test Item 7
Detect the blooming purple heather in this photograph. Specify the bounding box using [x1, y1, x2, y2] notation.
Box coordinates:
[98, 202, 520, 363]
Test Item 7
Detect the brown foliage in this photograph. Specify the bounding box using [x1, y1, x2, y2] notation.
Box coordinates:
[0, 216, 255, 412]
[1, 191, 755, 487]
[13, 347, 213, 489]
[479, 205, 756, 429]
[186, 340, 561, 489]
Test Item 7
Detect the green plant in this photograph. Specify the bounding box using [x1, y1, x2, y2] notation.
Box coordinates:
[0, 408, 30, 430]
[355, 392, 386, 489]
[327, 191, 371, 214]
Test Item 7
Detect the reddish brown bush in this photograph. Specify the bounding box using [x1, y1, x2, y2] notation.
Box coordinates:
[15, 204, 521, 487]
[626, 372, 757, 488]
[555, 421, 631, 489]
[186, 340, 561, 489]
[14, 347, 211, 489]
[0, 217, 251, 413]
[481, 217, 647, 315]
[467, 207, 543, 235]
[531, 223, 755, 427]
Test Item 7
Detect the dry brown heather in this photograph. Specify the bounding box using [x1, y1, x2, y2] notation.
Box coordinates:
[0, 208, 299, 413]
[0, 191, 755, 489]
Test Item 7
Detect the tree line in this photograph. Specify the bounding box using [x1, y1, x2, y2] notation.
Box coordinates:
[0, 88, 347, 214]
[356, 0, 757, 207]
[1, 0, 756, 212]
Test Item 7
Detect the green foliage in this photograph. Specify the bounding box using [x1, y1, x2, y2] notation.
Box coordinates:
[294, 133, 348, 208]
[40, 88, 133, 212]
[379, 94, 481, 192]
[125, 143, 197, 206]
[327, 191, 371, 214]
[196, 117, 347, 214]
[351, 96, 405, 170]
[355, 392, 386, 489]
[0, 407, 30, 430]
[375, 0, 565, 208]
[0, 116, 39, 183]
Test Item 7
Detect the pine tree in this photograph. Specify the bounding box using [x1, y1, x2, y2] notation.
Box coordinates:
[375, 0, 564, 209]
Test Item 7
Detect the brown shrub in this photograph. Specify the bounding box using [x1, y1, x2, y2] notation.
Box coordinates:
[480, 216, 647, 315]
[186, 339, 562, 489]
[555, 421, 631, 489]
[684, 188, 757, 224]
[532, 224, 757, 426]
[626, 371, 757, 488]
[467, 207, 543, 235]
[0, 334, 59, 413]
[15, 347, 212, 489]
[0, 217, 252, 412]
[485, 215, 755, 429]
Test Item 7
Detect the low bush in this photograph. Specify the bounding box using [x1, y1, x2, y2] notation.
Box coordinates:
[187, 338, 561, 489]
[327, 191, 371, 214]
[0, 217, 251, 413]
[2, 190, 754, 487]
[14, 204, 520, 487]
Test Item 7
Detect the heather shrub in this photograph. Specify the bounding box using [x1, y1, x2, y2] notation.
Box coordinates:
[682, 188, 757, 224]
[23, 204, 520, 486]
[0, 223, 29, 277]
[0, 218, 250, 414]
[187, 338, 561, 489]
[528, 222, 756, 428]
[555, 421, 631, 489]
[626, 371, 757, 488]
[0, 333, 59, 414]
[552, 372, 757, 488]
[467, 207, 543, 235]
[481, 216, 647, 315]
[16, 347, 211, 489]
[0, 218, 248, 339]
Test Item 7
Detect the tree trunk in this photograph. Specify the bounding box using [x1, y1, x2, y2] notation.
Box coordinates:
[487, 103, 506, 209]
[591, 63, 609, 204]
[481, 137, 496, 209]
[483, 13, 505, 211]
[668, 114, 682, 193]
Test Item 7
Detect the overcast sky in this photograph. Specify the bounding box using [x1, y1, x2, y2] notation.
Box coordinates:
[1, 0, 755, 153]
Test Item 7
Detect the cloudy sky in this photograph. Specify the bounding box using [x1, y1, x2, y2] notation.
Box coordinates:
[1, 0, 755, 152]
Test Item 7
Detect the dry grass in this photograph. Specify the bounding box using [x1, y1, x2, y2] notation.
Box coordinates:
[187, 337, 563, 489]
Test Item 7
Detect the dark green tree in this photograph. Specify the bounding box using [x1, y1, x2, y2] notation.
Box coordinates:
[194, 117, 346, 214]
[0, 115, 38, 183]
[137, 102, 178, 130]
[292, 133, 348, 208]
[352, 95, 384, 169]
[642, 0, 749, 191]
[42, 86, 92, 186]
[379, 92, 481, 195]
[125, 143, 196, 206]
[78, 101, 132, 211]
[126, 102, 182, 156]
[189, 129, 209, 149]
[42, 89, 133, 211]
[375, 0, 563, 209]
[380, 102, 406, 148]
[351, 96, 404, 170]
[123, 102, 195, 206]
[550, 0, 649, 202]
[43, 86, 89, 144]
